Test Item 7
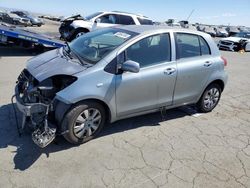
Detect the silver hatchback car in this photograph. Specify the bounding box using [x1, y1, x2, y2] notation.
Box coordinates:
[15, 25, 228, 147]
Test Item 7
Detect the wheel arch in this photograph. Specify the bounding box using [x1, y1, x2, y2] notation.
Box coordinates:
[207, 79, 225, 92]
[55, 98, 112, 131]
[196, 79, 225, 104]
[74, 27, 90, 34]
[79, 98, 112, 124]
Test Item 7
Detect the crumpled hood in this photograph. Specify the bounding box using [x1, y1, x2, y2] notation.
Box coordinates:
[26, 48, 87, 82]
[61, 14, 84, 22]
[220, 37, 246, 43]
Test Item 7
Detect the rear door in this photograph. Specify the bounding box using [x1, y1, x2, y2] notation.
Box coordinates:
[173, 33, 214, 105]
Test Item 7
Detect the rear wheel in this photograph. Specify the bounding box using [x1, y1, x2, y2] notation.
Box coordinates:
[62, 101, 106, 144]
[197, 84, 221, 113]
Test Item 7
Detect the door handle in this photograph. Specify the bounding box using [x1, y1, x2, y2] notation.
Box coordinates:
[164, 68, 176, 75]
[204, 61, 212, 67]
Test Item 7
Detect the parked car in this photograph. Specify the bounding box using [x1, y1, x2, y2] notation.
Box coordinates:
[0, 11, 4, 21]
[204, 27, 216, 37]
[187, 24, 198, 31]
[59, 11, 153, 41]
[218, 32, 250, 51]
[214, 27, 228, 37]
[0, 11, 30, 26]
[15, 25, 228, 147]
[196, 25, 205, 32]
[179, 20, 189, 28]
[226, 26, 240, 37]
[11, 11, 44, 26]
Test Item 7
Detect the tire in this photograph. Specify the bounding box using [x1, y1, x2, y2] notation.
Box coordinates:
[62, 101, 106, 144]
[70, 29, 87, 41]
[243, 42, 249, 52]
[197, 84, 222, 113]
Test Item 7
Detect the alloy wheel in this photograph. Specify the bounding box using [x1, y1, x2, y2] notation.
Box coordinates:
[203, 87, 220, 110]
[73, 108, 102, 138]
[76, 32, 85, 38]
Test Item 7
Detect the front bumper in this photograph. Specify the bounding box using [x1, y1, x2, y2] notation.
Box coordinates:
[218, 41, 240, 51]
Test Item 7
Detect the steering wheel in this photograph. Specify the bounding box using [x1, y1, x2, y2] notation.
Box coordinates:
[89, 46, 99, 59]
[83, 46, 98, 59]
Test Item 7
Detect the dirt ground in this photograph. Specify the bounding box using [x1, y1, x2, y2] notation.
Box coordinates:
[0, 21, 250, 188]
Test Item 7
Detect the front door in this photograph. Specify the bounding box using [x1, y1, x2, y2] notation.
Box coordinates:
[92, 14, 118, 30]
[115, 33, 175, 117]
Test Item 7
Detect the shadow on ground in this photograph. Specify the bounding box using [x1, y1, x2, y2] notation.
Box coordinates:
[0, 103, 198, 171]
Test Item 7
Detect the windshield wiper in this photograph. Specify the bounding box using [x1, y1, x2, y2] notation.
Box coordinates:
[71, 49, 92, 67]
[65, 42, 71, 53]
[63, 42, 92, 67]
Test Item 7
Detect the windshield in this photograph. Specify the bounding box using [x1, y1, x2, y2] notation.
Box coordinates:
[69, 28, 138, 64]
[233, 32, 250, 39]
[85, 12, 103, 20]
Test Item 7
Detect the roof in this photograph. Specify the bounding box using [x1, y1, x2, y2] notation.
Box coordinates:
[115, 25, 206, 36]
[111, 11, 149, 18]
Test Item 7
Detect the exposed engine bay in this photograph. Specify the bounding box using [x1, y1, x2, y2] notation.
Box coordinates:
[14, 69, 76, 147]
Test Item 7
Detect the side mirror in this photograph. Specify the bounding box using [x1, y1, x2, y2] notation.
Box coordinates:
[95, 18, 101, 23]
[121, 60, 140, 73]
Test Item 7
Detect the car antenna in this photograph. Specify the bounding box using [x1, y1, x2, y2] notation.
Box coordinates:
[186, 9, 195, 21]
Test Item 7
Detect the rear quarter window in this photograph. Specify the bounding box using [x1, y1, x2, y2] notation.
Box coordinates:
[137, 18, 153, 25]
[199, 36, 211, 55]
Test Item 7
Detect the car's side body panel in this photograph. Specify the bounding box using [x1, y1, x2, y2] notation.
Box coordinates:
[55, 27, 227, 123]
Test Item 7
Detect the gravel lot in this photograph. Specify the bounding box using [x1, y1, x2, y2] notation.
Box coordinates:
[0, 22, 250, 187]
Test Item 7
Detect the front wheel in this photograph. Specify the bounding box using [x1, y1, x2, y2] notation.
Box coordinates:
[244, 42, 250, 52]
[197, 84, 222, 113]
[62, 101, 106, 144]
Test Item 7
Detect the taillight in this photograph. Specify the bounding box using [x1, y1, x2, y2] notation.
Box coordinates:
[221, 56, 227, 67]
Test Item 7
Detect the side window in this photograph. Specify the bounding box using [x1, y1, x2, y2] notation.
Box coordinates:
[199, 36, 211, 55]
[176, 33, 200, 59]
[126, 34, 171, 68]
[176, 33, 211, 59]
[118, 15, 135, 25]
[98, 14, 118, 24]
[137, 18, 153, 25]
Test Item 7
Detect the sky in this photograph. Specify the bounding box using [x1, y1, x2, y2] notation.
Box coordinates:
[0, 0, 250, 26]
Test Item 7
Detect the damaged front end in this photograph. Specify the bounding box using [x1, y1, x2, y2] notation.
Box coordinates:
[14, 69, 77, 148]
